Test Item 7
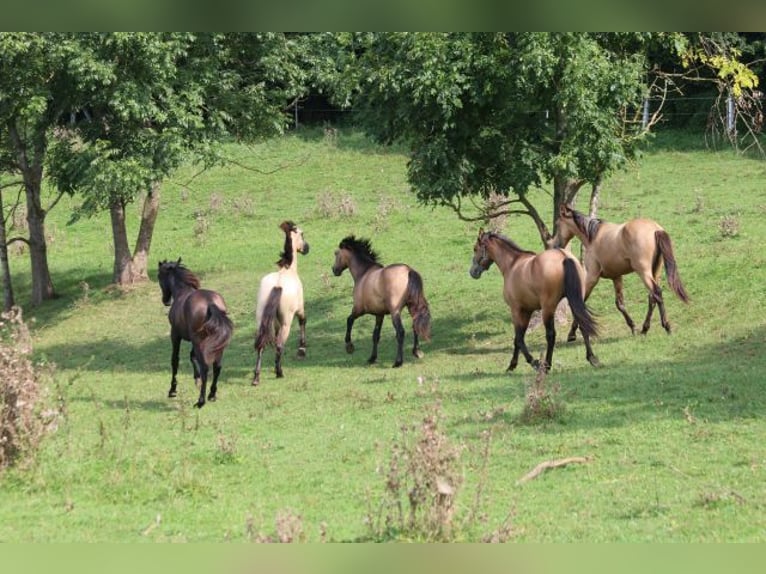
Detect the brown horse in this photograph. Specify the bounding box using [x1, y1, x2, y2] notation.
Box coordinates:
[332, 236, 431, 367]
[253, 221, 310, 386]
[553, 204, 689, 340]
[469, 229, 599, 372]
[157, 259, 233, 408]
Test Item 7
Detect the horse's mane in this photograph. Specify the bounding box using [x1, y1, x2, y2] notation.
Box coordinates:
[161, 260, 201, 289]
[277, 220, 297, 268]
[339, 235, 381, 266]
[488, 232, 536, 256]
[572, 209, 603, 243]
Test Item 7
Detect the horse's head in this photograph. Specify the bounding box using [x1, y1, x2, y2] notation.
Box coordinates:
[553, 204, 578, 248]
[332, 245, 350, 276]
[277, 221, 309, 267]
[469, 229, 493, 279]
[157, 259, 180, 306]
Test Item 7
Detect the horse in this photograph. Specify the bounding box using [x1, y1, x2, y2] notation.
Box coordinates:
[469, 229, 599, 372]
[252, 221, 310, 386]
[332, 235, 431, 368]
[157, 258, 233, 408]
[553, 204, 689, 340]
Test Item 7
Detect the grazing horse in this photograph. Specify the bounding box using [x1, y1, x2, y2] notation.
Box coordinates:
[469, 229, 599, 372]
[553, 204, 689, 339]
[332, 236, 431, 367]
[253, 221, 310, 386]
[157, 259, 233, 408]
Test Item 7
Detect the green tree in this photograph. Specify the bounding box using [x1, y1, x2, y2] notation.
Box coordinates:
[341, 32, 759, 246]
[48, 33, 306, 285]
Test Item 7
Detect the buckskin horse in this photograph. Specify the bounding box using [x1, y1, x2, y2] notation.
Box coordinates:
[553, 204, 689, 340]
[253, 221, 310, 386]
[157, 258, 233, 408]
[332, 235, 431, 367]
[469, 229, 599, 372]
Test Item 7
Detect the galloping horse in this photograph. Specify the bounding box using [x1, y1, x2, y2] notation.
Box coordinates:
[157, 259, 233, 408]
[253, 221, 310, 386]
[553, 204, 689, 339]
[332, 236, 431, 367]
[469, 229, 599, 372]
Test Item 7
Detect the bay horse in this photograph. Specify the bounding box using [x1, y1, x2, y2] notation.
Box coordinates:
[469, 229, 599, 372]
[553, 204, 689, 339]
[253, 221, 310, 386]
[332, 236, 431, 367]
[157, 258, 233, 408]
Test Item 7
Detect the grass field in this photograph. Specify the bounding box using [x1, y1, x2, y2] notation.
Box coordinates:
[1, 128, 765, 542]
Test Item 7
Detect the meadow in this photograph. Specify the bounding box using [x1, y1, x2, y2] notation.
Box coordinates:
[1, 128, 765, 542]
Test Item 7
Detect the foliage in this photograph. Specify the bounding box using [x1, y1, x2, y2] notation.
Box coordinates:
[0, 307, 53, 470]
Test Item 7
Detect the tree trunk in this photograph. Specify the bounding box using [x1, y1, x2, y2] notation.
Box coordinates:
[111, 182, 161, 285]
[0, 191, 15, 312]
[588, 176, 601, 218]
[8, 121, 56, 306]
[110, 199, 133, 285]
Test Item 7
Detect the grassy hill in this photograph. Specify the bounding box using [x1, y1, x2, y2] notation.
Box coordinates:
[1, 128, 765, 541]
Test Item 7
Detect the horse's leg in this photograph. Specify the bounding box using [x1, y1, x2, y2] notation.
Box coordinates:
[613, 276, 636, 334]
[345, 313, 358, 354]
[411, 315, 423, 359]
[542, 313, 556, 372]
[368, 314, 383, 364]
[297, 312, 307, 358]
[276, 315, 293, 378]
[253, 347, 264, 386]
[508, 312, 533, 371]
[191, 344, 208, 408]
[638, 272, 664, 335]
[168, 336, 181, 398]
[391, 312, 405, 368]
[190, 349, 200, 388]
[566, 318, 580, 343]
[208, 359, 221, 402]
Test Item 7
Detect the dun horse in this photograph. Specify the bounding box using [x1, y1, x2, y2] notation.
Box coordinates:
[332, 236, 431, 367]
[157, 258, 233, 408]
[253, 221, 310, 386]
[553, 204, 689, 339]
[469, 229, 599, 372]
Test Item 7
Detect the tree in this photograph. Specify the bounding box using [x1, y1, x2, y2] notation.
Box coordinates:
[0, 33, 78, 305]
[341, 33, 760, 247]
[48, 33, 307, 285]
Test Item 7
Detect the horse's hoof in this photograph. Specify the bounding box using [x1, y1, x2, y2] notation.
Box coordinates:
[194, 401, 205, 409]
[297, 347, 307, 358]
[367, 357, 377, 364]
[207, 395, 217, 402]
[588, 355, 601, 368]
[507, 363, 517, 372]
[276, 371, 284, 379]
[392, 361, 403, 368]
[413, 349, 424, 359]
[346, 342, 355, 354]
[251, 379, 260, 387]
[566, 334, 577, 343]
[168, 391, 177, 398]
[531, 359, 541, 370]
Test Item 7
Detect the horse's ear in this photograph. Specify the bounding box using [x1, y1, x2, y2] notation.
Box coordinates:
[177, 257, 182, 264]
[478, 227, 485, 238]
[560, 204, 571, 217]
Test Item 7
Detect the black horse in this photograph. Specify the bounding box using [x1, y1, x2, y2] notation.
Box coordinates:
[157, 259, 234, 408]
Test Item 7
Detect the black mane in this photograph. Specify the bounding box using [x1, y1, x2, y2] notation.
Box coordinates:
[339, 235, 381, 266]
[158, 259, 200, 289]
[572, 210, 602, 242]
[277, 220, 297, 268]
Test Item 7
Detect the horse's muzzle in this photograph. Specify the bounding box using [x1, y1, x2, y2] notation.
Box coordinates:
[469, 265, 484, 279]
[331, 266, 343, 277]
[300, 243, 310, 255]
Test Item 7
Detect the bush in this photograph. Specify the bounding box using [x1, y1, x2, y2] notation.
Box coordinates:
[0, 307, 53, 471]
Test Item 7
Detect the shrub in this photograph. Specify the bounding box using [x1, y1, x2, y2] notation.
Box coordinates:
[0, 307, 54, 471]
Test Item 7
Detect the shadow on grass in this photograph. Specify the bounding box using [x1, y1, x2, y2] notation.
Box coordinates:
[446, 324, 766, 433]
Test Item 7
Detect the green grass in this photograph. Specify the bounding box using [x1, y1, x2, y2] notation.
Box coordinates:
[1, 127, 765, 542]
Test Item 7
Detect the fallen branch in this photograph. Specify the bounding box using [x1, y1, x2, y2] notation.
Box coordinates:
[516, 456, 592, 485]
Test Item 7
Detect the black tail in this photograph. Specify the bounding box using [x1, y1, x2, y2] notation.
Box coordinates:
[654, 230, 690, 303]
[562, 258, 599, 339]
[406, 269, 431, 341]
[255, 287, 282, 350]
[201, 304, 234, 358]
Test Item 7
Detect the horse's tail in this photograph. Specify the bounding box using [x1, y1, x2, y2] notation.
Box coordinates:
[406, 269, 432, 341]
[654, 230, 690, 303]
[255, 287, 283, 350]
[201, 304, 234, 358]
[562, 257, 599, 340]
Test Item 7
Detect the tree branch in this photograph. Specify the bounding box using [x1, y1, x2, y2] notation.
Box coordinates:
[516, 456, 592, 485]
